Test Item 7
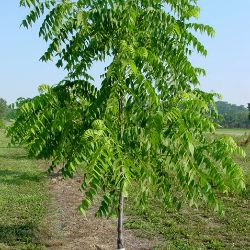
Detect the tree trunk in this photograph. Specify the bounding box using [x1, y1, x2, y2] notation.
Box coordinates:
[117, 92, 125, 249]
[117, 191, 125, 250]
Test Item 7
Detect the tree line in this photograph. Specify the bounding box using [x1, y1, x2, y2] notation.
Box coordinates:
[216, 101, 250, 128]
[0, 98, 16, 119]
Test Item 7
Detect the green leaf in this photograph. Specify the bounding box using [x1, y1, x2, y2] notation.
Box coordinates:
[188, 143, 194, 156]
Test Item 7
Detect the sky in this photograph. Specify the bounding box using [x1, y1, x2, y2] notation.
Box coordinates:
[0, 1, 249, 106]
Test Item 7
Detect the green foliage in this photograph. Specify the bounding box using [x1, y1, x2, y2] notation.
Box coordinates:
[216, 101, 250, 128]
[9, 0, 246, 227]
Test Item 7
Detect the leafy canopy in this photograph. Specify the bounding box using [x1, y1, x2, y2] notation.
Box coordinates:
[9, 0, 246, 217]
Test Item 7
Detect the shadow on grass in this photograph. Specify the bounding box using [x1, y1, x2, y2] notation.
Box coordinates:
[0, 223, 38, 246]
[0, 154, 28, 161]
[0, 146, 21, 148]
[0, 169, 44, 185]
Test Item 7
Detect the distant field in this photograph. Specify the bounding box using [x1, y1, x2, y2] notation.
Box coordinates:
[0, 129, 48, 249]
[216, 128, 250, 136]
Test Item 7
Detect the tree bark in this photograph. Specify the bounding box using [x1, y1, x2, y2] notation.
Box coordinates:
[117, 191, 125, 249]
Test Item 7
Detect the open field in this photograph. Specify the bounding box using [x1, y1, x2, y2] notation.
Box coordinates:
[0, 128, 249, 249]
[216, 128, 250, 136]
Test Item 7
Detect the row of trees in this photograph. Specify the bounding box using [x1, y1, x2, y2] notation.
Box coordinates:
[216, 101, 250, 128]
[7, 0, 246, 249]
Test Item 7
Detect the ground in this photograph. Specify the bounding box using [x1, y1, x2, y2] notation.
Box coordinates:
[39, 174, 159, 250]
[0, 128, 249, 249]
[0, 129, 47, 249]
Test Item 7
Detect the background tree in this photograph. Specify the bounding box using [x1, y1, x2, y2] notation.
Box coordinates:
[0, 98, 8, 128]
[0, 97, 18, 122]
[5, 103, 17, 121]
[216, 101, 250, 128]
[0, 98, 7, 118]
[8, 1, 246, 249]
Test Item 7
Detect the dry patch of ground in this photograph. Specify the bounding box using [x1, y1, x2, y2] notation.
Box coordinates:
[40, 171, 160, 250]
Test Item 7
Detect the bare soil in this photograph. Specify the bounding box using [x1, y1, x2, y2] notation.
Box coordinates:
[39, 171, 159, 250]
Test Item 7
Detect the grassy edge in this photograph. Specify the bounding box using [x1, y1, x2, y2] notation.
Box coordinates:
[0, 129, 49, 249]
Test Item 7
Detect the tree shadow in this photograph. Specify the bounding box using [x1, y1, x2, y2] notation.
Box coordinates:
[0, 146, 22, 149]
[0, 223, 38, 246]
[0, 169, 44, 185]
[0, 154, 28, 161]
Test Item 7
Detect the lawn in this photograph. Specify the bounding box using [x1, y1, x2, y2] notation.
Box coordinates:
[0, 129, 48, 249]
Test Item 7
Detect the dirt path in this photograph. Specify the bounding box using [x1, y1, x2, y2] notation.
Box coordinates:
[40, 172, 158, 250]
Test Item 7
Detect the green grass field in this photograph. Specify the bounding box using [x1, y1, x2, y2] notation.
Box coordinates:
[0, 128, 249, 249]
[216, 128, 250, 136]
[0, 129, 48, 249]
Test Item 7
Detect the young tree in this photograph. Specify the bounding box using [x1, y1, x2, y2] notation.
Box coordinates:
[9, 1, 245, 249]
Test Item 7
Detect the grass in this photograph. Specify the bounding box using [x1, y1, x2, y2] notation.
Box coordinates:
[0, 129, 48, 249]
[125, 129, 250, 250]
[215, 128, 250, 136]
